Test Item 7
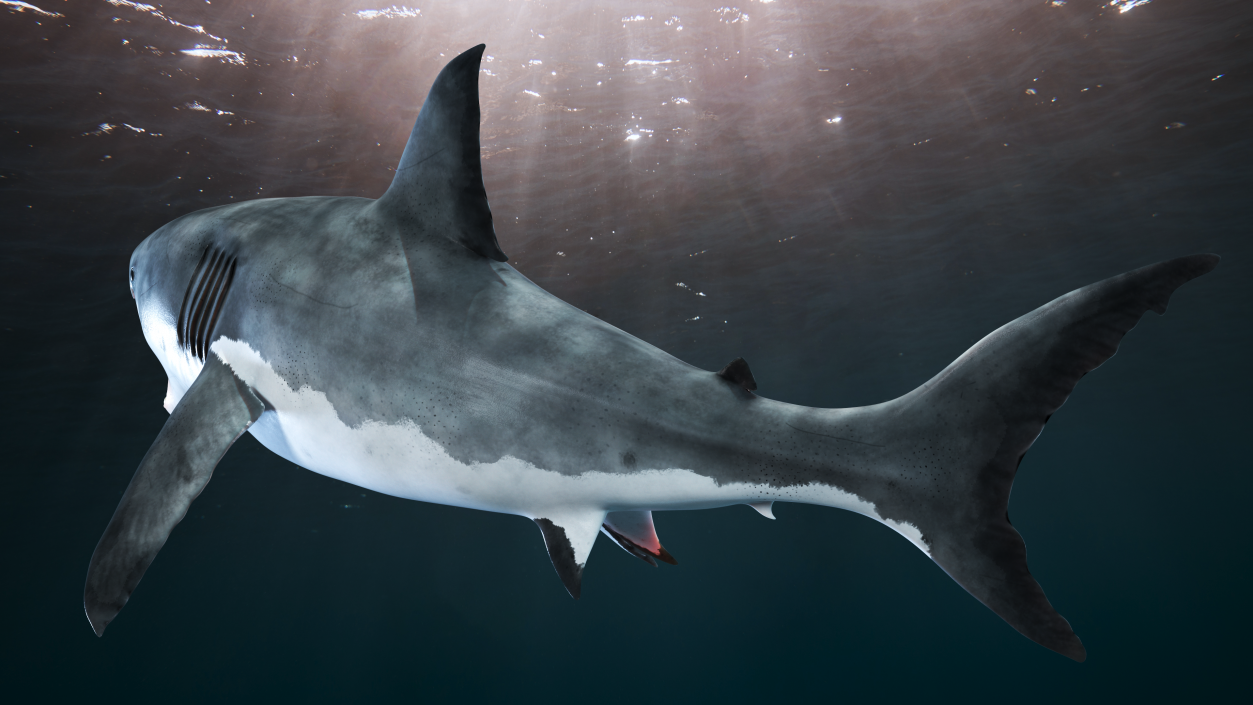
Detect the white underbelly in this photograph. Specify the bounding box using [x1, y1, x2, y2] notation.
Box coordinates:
[244, 404, 778, 515]
[245, 398, 927, 553]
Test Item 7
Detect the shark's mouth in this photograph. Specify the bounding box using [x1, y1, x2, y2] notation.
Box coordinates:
[177, 245, 237, 360]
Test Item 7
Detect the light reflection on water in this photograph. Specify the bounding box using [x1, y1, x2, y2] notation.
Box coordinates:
[180, 46, 245, 65]
[354, 5, 421, 21]
[106, 0, 225, 42]
[2, 0, 63, 18]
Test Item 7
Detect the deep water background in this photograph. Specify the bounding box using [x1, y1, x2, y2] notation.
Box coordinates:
[2, 0, 1250, 700]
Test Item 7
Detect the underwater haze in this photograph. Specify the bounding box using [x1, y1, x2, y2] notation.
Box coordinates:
[2, 0, 1250, 700]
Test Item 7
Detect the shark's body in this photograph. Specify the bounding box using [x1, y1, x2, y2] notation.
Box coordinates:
[87, 46, 1217, 661]
[146, 195, 928, 554]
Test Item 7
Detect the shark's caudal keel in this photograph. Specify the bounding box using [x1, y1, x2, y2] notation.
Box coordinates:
[86, 45, 1217, 662]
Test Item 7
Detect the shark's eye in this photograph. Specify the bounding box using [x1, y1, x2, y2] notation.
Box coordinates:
[129, 267, 136, 299]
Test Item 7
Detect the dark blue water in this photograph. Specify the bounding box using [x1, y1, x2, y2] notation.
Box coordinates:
[2, 0, 1249, 700]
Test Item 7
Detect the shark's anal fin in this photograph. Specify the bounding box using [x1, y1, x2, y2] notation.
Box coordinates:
[375, 44, 507, 262]
[83, 354, 264, 636]
[601, 510, 678, 567]
[533, 511, 605, 599]
[716, 357, 757, 392]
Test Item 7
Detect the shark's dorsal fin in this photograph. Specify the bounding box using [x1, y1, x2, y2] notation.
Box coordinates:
[375, 44, 507, 262]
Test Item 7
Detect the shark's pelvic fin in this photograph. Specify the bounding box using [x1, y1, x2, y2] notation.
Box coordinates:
[534, 510, 606, 599]
[747, 502, 776, 520]
[374, 44, 507, 262]
[717, 357, 757, 392]
[601, 510, 679, 567]
[83, 354, 264, 636]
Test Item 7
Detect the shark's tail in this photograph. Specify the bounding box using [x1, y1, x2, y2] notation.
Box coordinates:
[874, 254, 1217, 661]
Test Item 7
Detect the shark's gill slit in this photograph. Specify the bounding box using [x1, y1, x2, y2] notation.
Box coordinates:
[187, 252, 221, 357]
[177, 247, 237, 360]
[194, 260, 229, 359]
[175, 247, 211, 349]
[201, 259, 236, 358]
[183, 250, 222, 351]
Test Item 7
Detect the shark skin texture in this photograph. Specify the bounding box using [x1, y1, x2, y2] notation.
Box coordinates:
[86, 45, 1219, 661]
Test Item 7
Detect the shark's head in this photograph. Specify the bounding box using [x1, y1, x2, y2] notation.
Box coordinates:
[128, 204, 245, 394]
[128, 221, 164, 303]
[129, 208, 215, 313]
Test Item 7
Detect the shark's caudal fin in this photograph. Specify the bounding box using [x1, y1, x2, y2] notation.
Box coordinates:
[374, 44, 507, 262]
[883, 254, 1218, 661]
[83, 355, 264, 636]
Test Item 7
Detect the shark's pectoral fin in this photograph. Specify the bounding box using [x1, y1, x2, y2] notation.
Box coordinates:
[533, 510, 606, 599]
[601, 510, 678, 566]
[83, 354, 264, 636]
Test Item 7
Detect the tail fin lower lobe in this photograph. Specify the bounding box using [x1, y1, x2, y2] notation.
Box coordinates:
[892, 254, 1218, 661]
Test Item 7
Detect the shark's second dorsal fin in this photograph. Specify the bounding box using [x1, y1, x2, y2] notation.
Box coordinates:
[375, 44, 507, 262]
[717, 357, 757, 392]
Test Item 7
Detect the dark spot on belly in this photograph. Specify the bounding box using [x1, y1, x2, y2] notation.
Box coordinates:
[622, 451, 637, 469]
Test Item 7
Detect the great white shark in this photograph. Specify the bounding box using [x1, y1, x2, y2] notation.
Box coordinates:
[85, 45, 1217, 661]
